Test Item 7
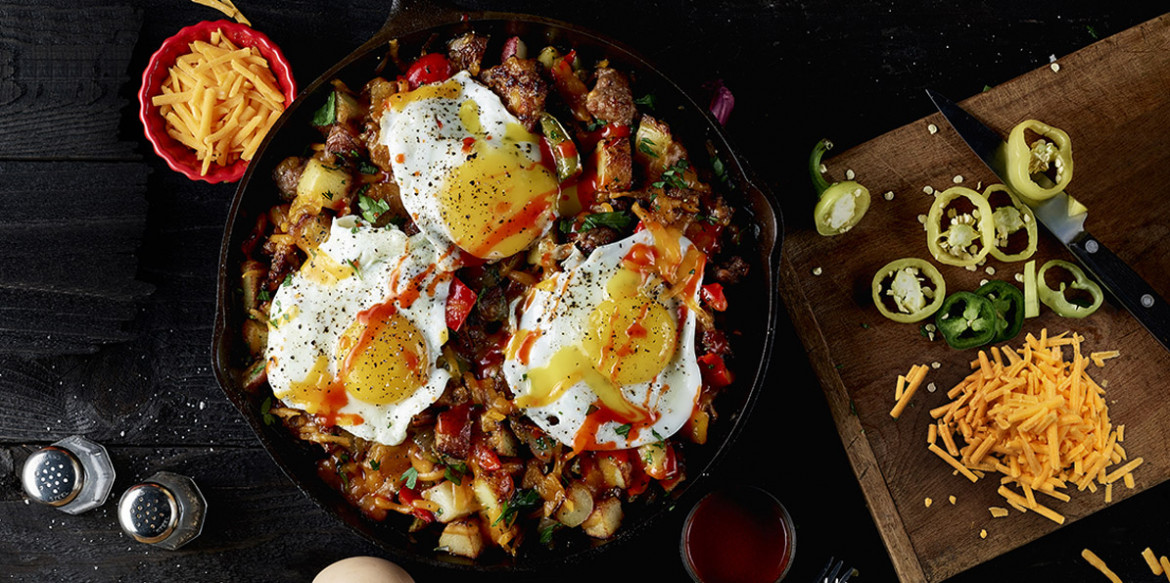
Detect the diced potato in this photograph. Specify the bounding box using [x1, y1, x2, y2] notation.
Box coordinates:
[554, 481, 594, 528]
[634, 115, 672, 173]
[595, 137, 632, 193]
[333, 89, 362, 126]
[581, 496, 622, 539]
[472, 476, 505, 520]
[597, 454, 631, 489]
[638, 442, 670, 478]
[688, 409, 709, 444]
[242, 319, 267, 356]
[291, 158, 349, 220]
[421, 481, 478, 523]
[290, 212, 332, 253]
[439, 518, 484, 559]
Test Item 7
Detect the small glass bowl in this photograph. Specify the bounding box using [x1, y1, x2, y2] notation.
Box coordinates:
[138, 20, 297, 184]
[680, 485, 797, 583]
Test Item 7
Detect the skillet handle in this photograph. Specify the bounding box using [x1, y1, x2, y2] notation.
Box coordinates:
[376, 0, 466, 42]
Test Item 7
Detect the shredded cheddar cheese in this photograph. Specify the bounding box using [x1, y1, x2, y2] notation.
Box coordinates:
[891, 363, 928, 419]
[988, 506, 1009, 518]
[923, 330, 1137, 525]
[190, 0, 251, 25]
[152, 29, 285, 175]
[1141, 548, 1163, 575]
[1082, 549, 1123, 583]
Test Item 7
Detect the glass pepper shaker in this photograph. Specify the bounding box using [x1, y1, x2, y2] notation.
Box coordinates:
[117, 471, 207, 550]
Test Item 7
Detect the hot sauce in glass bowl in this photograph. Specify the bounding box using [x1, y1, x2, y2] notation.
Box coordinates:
[681, 486, 796, 583]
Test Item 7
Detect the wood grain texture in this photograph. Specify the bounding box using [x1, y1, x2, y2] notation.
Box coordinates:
[0, 4, 143, 160]
[780, 14, 1170, 583]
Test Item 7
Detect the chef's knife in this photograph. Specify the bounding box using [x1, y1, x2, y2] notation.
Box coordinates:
[926, 89, 1170, 352]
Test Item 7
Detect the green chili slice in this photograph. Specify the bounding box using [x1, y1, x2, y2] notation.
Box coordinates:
[1037, 259, 1103, 318]
[974, 280, 1024, 343]
[926, 186, 997, 267]
[871, 258, 946, 323]
[809, 139, 870, 236]
[935, 291, 998, 350]
[983, 184, 1038, 262]
[1005, 119, 1074, 202]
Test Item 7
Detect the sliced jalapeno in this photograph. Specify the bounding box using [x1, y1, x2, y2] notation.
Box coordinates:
[810, 139, 870, 236]
[540, 112, 582, 182]
[926, 186, 996, 267]
[1005, 119, 1073, 202]
[983, 184, 1038, 262]
[1037, 259, 1103, 318]
[974, 280, 1024, 343]
[935, 291, 998, 350]
[872, 258, 947, 323]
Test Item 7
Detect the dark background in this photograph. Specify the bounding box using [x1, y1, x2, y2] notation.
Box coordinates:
[1, 1, 1167, 581]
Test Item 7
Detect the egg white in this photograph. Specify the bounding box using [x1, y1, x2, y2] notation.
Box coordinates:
[501, 229, 702, 450]
[265, 216, 451, 446]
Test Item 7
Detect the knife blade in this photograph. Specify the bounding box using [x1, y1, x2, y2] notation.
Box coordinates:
[926, 89, 1170, 352]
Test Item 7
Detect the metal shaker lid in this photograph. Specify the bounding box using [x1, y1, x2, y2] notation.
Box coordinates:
[117, 471, 207, 550]
[20, 435, 116, 514]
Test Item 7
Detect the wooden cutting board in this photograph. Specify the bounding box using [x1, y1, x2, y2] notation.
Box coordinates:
[779, 13, 1170, 583]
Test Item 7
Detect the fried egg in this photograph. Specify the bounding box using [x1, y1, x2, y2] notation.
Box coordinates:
[501, 228, 704, 451]
[265, 216, 451, 446]
[377, 70, 560, 266]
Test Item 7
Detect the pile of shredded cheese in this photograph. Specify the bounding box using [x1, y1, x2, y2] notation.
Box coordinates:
[924, 329, 1138, 525]
[152, 29, 285, 175]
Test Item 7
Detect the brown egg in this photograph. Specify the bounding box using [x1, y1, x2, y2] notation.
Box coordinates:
[312, 556, 416, 583]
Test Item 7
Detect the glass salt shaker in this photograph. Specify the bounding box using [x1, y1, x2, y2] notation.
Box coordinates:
[117, 471, 207, 550]
[21, 435, 116, 515]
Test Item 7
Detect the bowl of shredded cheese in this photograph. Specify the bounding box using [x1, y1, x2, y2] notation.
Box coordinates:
[139, 20, 296, 183]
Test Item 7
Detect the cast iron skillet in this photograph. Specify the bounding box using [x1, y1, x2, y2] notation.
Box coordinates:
[212, 0, 783, 573]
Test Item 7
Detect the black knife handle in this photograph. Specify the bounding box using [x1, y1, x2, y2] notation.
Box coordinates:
[1068, 232, 1170, 350]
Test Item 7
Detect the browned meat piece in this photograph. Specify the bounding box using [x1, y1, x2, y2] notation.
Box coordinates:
[362, 77, 404, 114]
[573, 226, 619, 255]
[362, 181, 407, 224]
[480, 57, 547, 130]
[586, 68, 635, 126]
[510, 418, 555, 463]
[594, 137, 632, 194]
[713, 255, 750, 285]
[447, 32, 490, 77]
[263, 239, 302, 291]
[324, 123, 362, 158]
[272, 156, 305, 201]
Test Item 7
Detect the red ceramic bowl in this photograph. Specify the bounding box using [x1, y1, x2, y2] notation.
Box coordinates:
[139, 20, 297, 184]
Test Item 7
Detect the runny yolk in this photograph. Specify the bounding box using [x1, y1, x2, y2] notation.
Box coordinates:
[337, 301, 430, 405]
[435, 99, 559, 260]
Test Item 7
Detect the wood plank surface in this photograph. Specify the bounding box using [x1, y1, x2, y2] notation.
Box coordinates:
[780, 14, 1170, 583]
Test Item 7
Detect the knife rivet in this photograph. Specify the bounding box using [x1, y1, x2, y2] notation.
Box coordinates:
[1141, 294, 1155, 308]
[1085, 239, 1099, 253]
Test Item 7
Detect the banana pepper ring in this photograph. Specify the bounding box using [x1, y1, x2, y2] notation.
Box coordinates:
[925, 186, 996, 267]
[809, 139, 870, 236]
[871, 257, 946, 323]
[1037, 259, 1103, 318]
[983, 184, 1038, 262]
[1005, 119, 1074, 202]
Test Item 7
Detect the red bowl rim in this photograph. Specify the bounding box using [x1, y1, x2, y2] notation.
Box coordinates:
[138, 20, 298, 184]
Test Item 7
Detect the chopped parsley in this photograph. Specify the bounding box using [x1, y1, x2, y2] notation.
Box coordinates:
[711, 154, 731, 185]
[494, 489, 541, 527]
[580, 211, 634, 232]
[445, 462, 468, 485]
[634, 93, 657, 110]
[256, 289, 271, 302]
[260, 396, 275, 426]
[311, 92, 337, 126]
[652, 159, 690, 190]
[369, 460, 381, 471]
[614, 423, 632, 437]
[585, 118, 607, 131]
[358, 160, 379, 175]
[539, 522, 561, 545]
[400, 467, 419, 490]
[638, 137, 658, 158]
[345, 258, 362, 279]
[358, 193, 390, 224]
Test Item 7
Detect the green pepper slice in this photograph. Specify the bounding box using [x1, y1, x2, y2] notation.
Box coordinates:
[539, 113, 582, 182]
[983, 184, 1038, 262]
[974, 280, 1024, 343]
[871, 258, 946, 323]
[935, 291, 998, 349]
[1037, 259, 1103, 318]
[926, 186, 996, 267]
[1005, 119, 1074, 202]
[810, 139, 870, 236]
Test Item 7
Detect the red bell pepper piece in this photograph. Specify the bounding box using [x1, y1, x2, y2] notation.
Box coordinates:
[698, 353, 734, 388]
[446, 277, 477, 332]
[435, 403, 473, 459]
[700, 283, 728, 312]
[406, 53, 453, 89]
[472, 440, 502, 472]
[684, 220, 724, 256]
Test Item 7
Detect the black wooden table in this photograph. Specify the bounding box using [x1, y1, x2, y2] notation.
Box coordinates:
[2, 1, 1167, 581]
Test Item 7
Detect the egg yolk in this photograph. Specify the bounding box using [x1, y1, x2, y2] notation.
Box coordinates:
[435, 100, 559, 260]
[337, 302, 430, 405]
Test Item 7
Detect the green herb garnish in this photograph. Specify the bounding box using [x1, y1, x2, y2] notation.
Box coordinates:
[634, 93, 657, 110]
[579, 211, 634, 232]
[311, 92, 337, 126]
[358, 194, 390, 224]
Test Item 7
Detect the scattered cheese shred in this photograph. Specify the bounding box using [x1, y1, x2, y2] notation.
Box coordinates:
[190, 0, 251, 25]
[891, 364, 928, 419]
[948, 495, 957, 505]
[1142, 548, 1163, 576]
[923, 330, 1136, 524]
[1082, 549, 1123, 583]
[979, 528, 987, 539]
[925, 497, 933, 508]
[988, 506, 1009, 518]
[152, 29, 284, 175]
[1160, 556, 1170, 582]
